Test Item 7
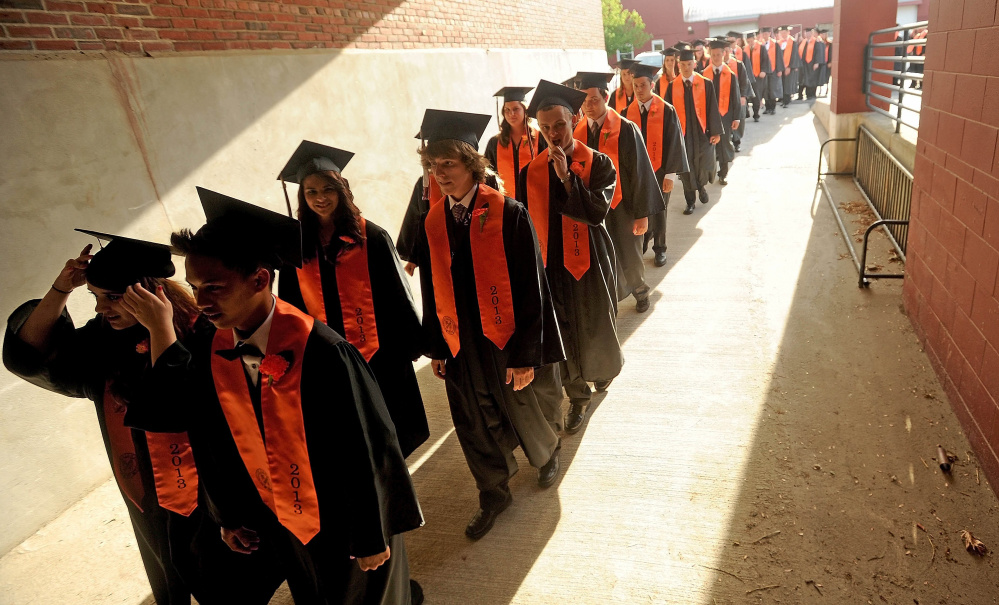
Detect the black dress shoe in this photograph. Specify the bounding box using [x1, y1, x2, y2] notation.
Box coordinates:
[654, 251, 667, 267]
[410, 580, 425, 605]
[635, 295, 650, 313]
[698, 188, 709, 204]
[733, 144, 740, 152]
[683, 205, 694, 215]
[465, 493, 512, 540]
[594, 379, 613, 391]
[565, 403, 588, 434]
[753, 116, 759, 122]
[538, 446, 561, 487]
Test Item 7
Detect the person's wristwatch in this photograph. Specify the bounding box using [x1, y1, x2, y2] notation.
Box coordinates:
[560, 174, 572, 184]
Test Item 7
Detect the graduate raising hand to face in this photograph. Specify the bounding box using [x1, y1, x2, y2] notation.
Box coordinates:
[121, 282, 176, 363]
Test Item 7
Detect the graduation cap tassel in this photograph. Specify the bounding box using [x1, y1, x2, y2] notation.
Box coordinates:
[525, 114, 537, 159]
[280, 178, 294, 218]
[420, 131, 431, 205]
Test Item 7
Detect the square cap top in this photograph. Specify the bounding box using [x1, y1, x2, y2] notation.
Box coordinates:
[277, 140, 354, 184]
[418, 109, 491, 148]
[493, 86, 534, 103]
[573, 71, 615, 90]
[75, 228, 175, 290]
[526, 79, 587, 118]
[630, 63, 660, 81]
[196, 186, 303, 268]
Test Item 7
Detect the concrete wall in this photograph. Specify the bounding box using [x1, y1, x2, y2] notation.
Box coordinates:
[0, 44, 608, 555]
[902, 0, 999, 494]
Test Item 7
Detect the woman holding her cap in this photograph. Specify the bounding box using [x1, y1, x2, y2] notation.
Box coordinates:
[2, 233, 285, 604]
[277, 141, 430, 458]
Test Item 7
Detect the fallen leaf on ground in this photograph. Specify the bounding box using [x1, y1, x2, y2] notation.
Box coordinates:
[960, 530, 987, 556]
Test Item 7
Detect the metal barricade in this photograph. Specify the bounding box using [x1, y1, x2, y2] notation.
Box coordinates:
[817, 125, 912, 287]
[864, 21, 927, 133]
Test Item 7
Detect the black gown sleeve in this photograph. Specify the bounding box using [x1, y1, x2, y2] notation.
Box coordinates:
[484, 135, 499, 171]
[314, 336, 423, 557]
[728, 74, 743, 120]
[662, 104, 690, 175]
[504, 199, 560, 369]
[276, 264, 306, 315]
[3, 300, 101, 400]
[366, 222, 427, 360]
[395, 178, 428, 263]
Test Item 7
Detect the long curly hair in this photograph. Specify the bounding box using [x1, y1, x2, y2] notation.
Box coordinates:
[296, 170, 365, 261]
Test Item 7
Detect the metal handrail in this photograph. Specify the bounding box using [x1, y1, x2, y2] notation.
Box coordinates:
[865, 21, 927, 134]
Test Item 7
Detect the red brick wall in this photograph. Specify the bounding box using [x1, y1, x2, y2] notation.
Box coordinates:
[0, 0, 603, 54]
[903, 0, 999, 490]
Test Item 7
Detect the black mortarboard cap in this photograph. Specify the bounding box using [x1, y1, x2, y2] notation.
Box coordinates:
[745, 31, 758, 38]
[574, 71, 614, 90]
[196, 187, 304, 268]
[619, 59, 640, 71]
[494, 86, 534, 103]
[560, 75, 578, 87]
[817, 28, 829, 34]
[692, 39, 706, 47]
[526, 79, 587, 118]
[679, 49, 696, 61]
[760, 26, 773, 33]
[662, 46, 679, 57]
[630, 63, 660, 81]
[727, 31, 742, 38]
[674, 41, 692, 50]
[75, 229, 175, 291]
[277, 140, 354, 185]
[418, 109, 491, 148]
[708, 39, 729, 50]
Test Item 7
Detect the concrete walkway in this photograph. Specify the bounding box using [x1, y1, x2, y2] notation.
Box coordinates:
[3, 100, 997, 604]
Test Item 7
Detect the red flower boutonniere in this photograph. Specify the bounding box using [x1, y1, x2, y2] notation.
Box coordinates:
[339, 235, 354, 244]
[472, 207, 489, 232]
[570, 161, 585, 177]
[135, 339, 150, 354]
[259, 352, 292, 387]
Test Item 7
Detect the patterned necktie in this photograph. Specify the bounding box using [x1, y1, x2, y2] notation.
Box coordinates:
[590, 121, 600, 139]
[451, 202, 469, 226]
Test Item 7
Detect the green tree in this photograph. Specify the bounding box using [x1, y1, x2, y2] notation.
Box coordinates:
[602, 0, 652, 54]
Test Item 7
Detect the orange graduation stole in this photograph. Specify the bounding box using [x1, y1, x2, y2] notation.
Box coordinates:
[767, 41, 777, 72]
[104, 384, 199, 516]
[495, 130, 537, 199]
[295, 218, 379, 362]
[727, 58, 740, 75]
[573, 110, 624, 209]
[424, 185, 515, 357]
[611, 87, 631, 114]
[734, 45, 743, 61]
[782, 39, 794, 68]
[525, 141, 594, 280]
[672, 75, 708, 135]
[211, 299, 321, 545]
[626, 96, 666, 172]
[702, 64, 734, 117]
[749, 41, 762, 77]
[656, 72, 674, 97]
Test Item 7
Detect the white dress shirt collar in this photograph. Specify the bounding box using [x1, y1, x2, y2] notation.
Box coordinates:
[234, 295, 276, 386]
[448, 183, 478, 210]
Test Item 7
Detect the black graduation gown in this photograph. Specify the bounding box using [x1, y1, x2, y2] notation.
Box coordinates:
[732, 58, 755, 140]
[706, 66, 742, 166]
[665, 78, 725, 188]
[757, 40, 785, 100]
[583, 113, 664, 300]
[820, 42, 833, 85]
[635, 98, 690, 185]
[2, 302, 285, 605]
[781, 39, 800, 97]
[125, 317, 424, 605]
[279, 219, 430, 458]
[415, 187, 564, 502]
[802, 40, 827, 88]
[515, 149, 623, 385]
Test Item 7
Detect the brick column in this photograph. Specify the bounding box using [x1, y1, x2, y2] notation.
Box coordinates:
[831, 0, 898, 114]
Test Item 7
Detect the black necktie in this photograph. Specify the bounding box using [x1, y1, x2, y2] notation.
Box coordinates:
[640, 104, 648, 115]
[590, 121, 600, 139]
[214, 342, 263, 361]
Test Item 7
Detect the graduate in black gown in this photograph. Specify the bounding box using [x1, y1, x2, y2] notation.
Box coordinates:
[275, 141, 429, 458]
[414, 109, 565, 539]
[484, 86, 546, 200]
[723, 36, 755, 151]
[777, 26, 800, 108]
[754, 27, 785, 115]
[515, 79, 623, 436]
[742, 32, 763, 122]
[627, 63, 689, 267]
[702, 39, 743, 186]
[799, 26, 826, 100]
[2, 232, 286, 605]
[664, 48, 724, 215]
[572, 71, 664, 312]
[124, 189, 425, 605]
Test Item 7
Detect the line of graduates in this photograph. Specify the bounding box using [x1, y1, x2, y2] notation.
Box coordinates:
[1, 41, 805, 600]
